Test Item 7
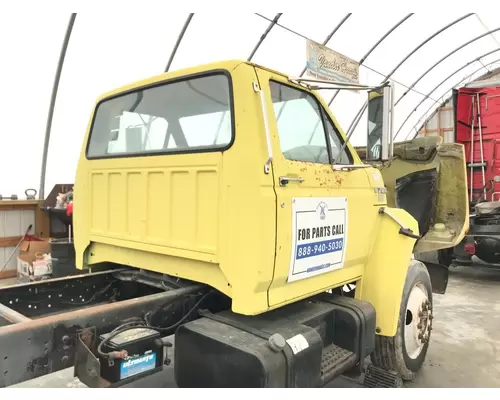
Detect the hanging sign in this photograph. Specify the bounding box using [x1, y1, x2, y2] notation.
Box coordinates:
[305, 39, 360, 88]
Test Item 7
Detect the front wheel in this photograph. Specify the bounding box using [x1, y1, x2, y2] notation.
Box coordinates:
[370, 260, 433, 381]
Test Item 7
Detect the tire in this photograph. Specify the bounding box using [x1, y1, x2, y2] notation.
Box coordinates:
[370, 260, 433, 381]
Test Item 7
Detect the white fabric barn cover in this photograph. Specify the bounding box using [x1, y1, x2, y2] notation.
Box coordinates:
[1, 12, 500, 194]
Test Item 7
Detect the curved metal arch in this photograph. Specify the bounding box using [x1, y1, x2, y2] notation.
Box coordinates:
[396, 26, 500, 104]
[298, 13, 352, 77]
[405, 57, 500, 140]
[393, 47, 500, 141]
[276, 15, 352, 124]
[255, 13, 312, 41]
[385, 13, 474, 81]
[477, 58, 491, 73]
[248, 13, 283, 61]
[344, 14, 476, 136]
[206, 14, 284, 151]
[254, 13, 418, 102]
[359, 13, 414, 65]
[39, 13, 77, 200]
[327, 13, 414, 106]
[164, 13, 194, 72]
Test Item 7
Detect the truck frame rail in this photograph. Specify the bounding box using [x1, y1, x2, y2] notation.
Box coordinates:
[0, 269, 202, 387]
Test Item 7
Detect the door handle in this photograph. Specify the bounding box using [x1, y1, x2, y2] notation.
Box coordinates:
[280, 176, 305, 186]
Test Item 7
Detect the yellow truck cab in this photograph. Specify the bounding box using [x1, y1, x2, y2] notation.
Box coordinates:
[73, 59, 468, 387]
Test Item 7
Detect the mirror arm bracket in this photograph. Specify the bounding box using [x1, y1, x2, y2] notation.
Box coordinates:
[378, 207, 421, 240]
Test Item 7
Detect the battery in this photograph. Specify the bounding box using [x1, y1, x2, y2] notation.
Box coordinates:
[97, 326, 163, 384]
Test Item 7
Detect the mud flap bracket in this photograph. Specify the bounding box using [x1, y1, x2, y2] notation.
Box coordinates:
[422, 262, 449, 294]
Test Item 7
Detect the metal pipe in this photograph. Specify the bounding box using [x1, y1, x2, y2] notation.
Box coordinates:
[38, 13, 77, 200]
[476, 93, 487, 198]
[327, 13, 413, 106]
[248, 13, 282, 61]
[164, 13, 194, 72]
[345, 14, 474, 137]
[0, 303, 31, 324]
[470, 99, 476, 202]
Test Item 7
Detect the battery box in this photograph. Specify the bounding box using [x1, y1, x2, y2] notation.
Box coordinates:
[97, 327, 163, 384]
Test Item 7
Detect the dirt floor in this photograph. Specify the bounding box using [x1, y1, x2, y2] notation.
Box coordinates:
[4, 261, 500, 388]
[407, 263, 500, 388]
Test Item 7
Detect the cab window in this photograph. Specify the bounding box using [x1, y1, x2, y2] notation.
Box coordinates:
[86, 73, 233, 159]
[269, 80, 352, 165]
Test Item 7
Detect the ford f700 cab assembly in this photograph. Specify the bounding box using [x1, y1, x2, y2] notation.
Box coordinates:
[0, 60, 468, 388]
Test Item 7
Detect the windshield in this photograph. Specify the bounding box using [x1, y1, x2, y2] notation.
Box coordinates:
[86, 73, 233, 158]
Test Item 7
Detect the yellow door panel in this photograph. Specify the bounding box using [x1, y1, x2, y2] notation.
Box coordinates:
[253, 68, 381, 308]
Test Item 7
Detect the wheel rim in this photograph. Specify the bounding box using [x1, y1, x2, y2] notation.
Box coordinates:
[403, 282, 432, 359]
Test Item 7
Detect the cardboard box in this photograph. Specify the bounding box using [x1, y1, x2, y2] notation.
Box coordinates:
[17, 237, 53, 282]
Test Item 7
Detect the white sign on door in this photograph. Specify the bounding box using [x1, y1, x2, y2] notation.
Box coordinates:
[288, 197, 348, 283]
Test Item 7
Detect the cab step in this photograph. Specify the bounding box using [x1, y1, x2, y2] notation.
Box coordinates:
[362, 363, 403, 388]
[175, 295, 376, 387]
[320, 344, 358, 385]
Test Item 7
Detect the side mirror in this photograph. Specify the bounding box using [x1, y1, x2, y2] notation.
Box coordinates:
[366, 84, 393, 162]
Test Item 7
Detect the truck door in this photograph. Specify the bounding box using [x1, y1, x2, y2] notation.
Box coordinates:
[253, 68, 380, 308]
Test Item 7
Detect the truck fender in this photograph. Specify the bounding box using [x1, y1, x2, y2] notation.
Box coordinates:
[358, 207, 419, 338]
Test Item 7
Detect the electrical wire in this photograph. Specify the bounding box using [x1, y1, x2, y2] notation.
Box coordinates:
[96, 290, 214, 359]
[97, 318, 146, 359]
[145, 290, 214, 332]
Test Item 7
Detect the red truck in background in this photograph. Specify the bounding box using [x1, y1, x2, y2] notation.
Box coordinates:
[447, 84, 500, 265]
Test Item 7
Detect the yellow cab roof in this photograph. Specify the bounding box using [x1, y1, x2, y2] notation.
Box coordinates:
[96, 59, 288, 103]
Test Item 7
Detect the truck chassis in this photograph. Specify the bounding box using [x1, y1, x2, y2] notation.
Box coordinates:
[0, 268, 206, 387]
[0, 266, 400, 388]
[445, 205, 500, 266]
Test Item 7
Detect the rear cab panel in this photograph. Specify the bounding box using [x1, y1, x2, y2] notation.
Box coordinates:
[74, 60, 277, 314]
